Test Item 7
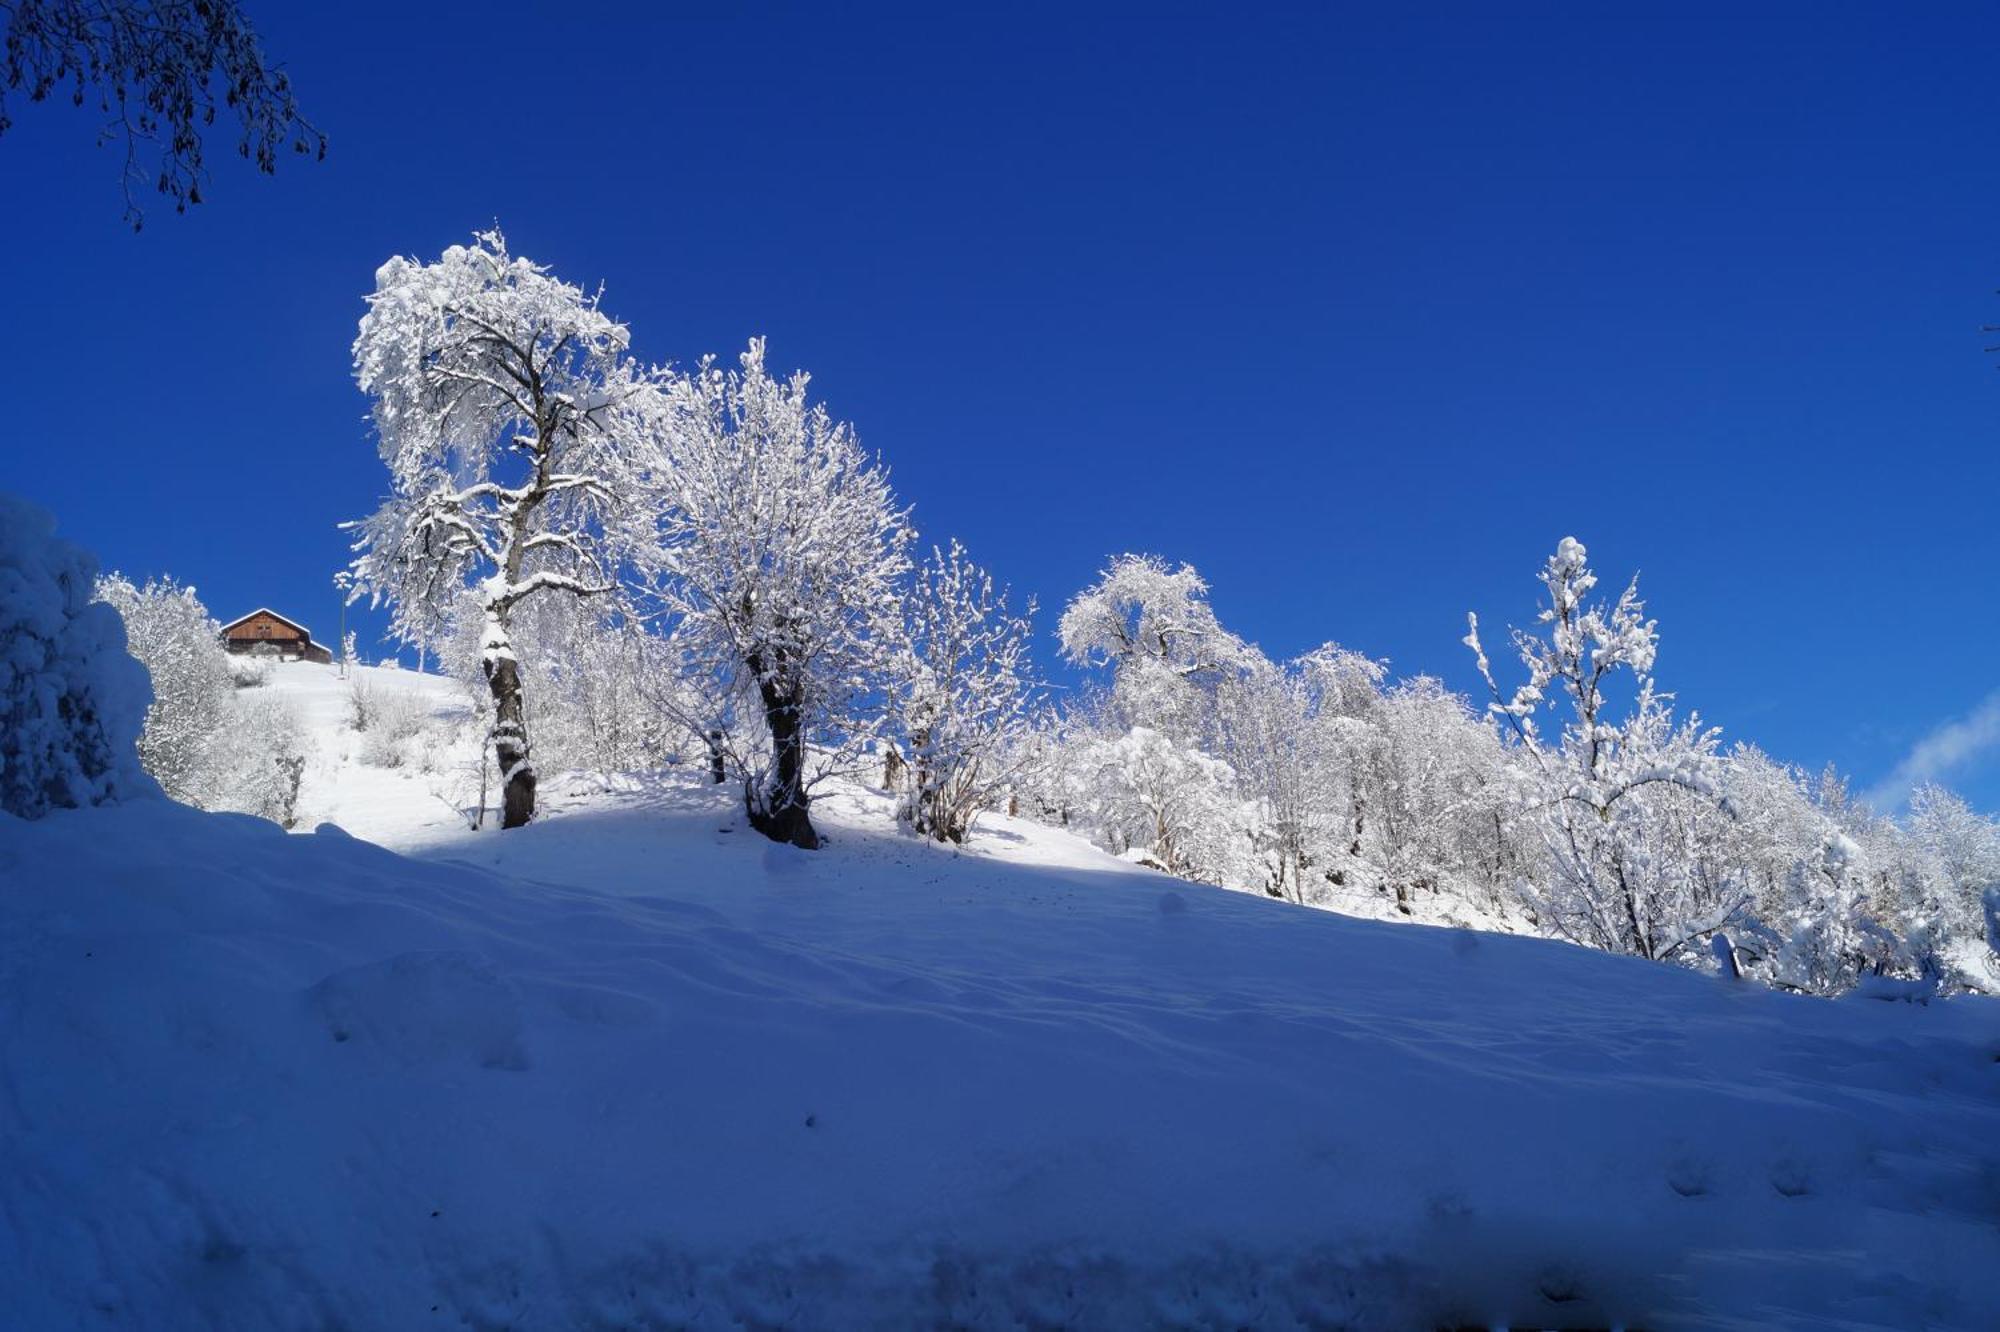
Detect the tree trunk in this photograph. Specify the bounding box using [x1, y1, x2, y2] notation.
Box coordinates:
[484, 650, 536, 829]
[708, 729, 727, 785]
[749, 674, 819, 849]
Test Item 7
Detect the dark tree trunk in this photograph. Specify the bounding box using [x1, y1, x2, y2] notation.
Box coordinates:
[484, 651, 536, 829]
[748, 673, 819, 849]
[708, 729, 727, 785]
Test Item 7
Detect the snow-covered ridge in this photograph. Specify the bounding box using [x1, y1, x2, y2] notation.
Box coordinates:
[2, 726, 1996, 1326]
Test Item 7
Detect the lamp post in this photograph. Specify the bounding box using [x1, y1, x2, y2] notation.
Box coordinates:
[332, 571, 352, 680]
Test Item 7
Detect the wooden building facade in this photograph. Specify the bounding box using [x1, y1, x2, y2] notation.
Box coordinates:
[220, 609, 334, 664]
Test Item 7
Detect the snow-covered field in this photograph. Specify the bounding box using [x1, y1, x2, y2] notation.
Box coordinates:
[2, 663, 1997, 1328]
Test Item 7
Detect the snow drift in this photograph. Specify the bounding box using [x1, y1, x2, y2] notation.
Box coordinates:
[1, 776, 1995, 1329]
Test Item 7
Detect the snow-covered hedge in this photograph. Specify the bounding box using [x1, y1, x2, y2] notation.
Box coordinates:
[0, 493, 155, 819]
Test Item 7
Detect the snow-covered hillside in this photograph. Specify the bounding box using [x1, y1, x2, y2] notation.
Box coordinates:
[258, 660, 481, 846]
[2, 664, 1996, 1329]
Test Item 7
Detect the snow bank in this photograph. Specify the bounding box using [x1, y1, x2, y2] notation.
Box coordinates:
[2, 780, 1996, 1328]
[0, 491, 154, 819]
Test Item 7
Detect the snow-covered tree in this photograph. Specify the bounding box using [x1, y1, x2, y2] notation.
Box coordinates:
[92, 573, 233, 804]
[346, 230, 647, 828]
[1224, 655, 1328, 902]
[634, 338, 910, 848]
[1369, 676, 1516, 917]
[1766, 827, 1909, 995]
[1282, 643, 1391, 898]
[1072, 725, 1255, 883]
[1466, 537, 1742, 963]
[1058, 554, 1254, 751]
[893, 540, 1038, 843]
[1902, 783, 2000, 944]
[92, 569, 317, 824]
[0, 492, 155, 819]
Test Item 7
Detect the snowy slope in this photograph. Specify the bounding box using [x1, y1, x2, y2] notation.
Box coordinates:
[1, 672, 1997, 1328]
[257, 660, 482, 844]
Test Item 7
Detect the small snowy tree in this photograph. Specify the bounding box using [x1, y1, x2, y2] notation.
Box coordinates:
[93, 573, 233, 804]
[1466, 537, 1742, 963]
[894, 540, 1038, 843]
[0, 493, 155, 819]
[635, 339, 910, 848]
[346, 230, 646, 828]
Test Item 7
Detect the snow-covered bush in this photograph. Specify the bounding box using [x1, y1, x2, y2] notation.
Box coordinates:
[208, 697, 311, 828]
[93, 573, 234, 805]
[227, 653, 271, 689]
[0, 493, 155, 819]
[361, 693, 429, 769]
[344, 674, 433, 768]
[346, 675, 380, 733]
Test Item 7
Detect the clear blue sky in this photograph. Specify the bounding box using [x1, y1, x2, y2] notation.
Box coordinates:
[5, 2, 1997, 811]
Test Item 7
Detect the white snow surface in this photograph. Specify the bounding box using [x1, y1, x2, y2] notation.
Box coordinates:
[2, 664, 1997, 1329]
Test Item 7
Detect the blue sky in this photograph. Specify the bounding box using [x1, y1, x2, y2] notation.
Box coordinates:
[5, 2, 1998, 811]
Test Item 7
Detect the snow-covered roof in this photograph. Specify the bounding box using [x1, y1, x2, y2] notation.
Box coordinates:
[221, 607, 315, 638]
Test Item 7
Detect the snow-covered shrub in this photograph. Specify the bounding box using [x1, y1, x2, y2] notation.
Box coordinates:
[93, 573, 235, 805]
[358, 689, 429, 769]
[207, 698, 311, 828]
[425, 715, 494, 830]
[347, 676, 379, 733]
[227, 653, 271, 688]
[0, 492, 155, 819]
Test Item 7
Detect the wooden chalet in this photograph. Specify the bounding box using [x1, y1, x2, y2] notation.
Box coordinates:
[220, 609, 334, 664]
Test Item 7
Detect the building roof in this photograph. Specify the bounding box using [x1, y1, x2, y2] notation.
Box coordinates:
[221, 608, 315, 638]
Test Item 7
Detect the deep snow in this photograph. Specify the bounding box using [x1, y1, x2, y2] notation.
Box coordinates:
[1, 664, 1996, 1329]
